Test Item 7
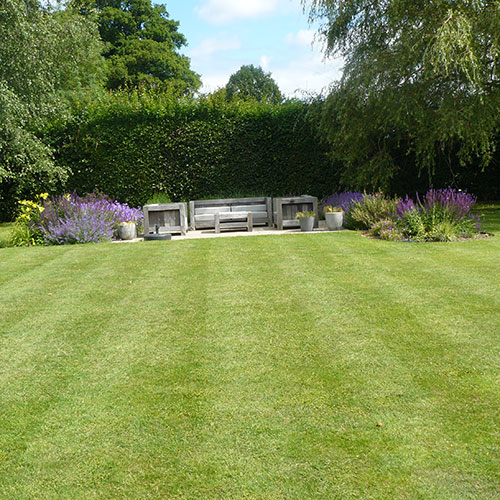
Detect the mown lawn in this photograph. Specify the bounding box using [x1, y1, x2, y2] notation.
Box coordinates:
[0, 222, 12, 246]
[0, 208, 499, 499]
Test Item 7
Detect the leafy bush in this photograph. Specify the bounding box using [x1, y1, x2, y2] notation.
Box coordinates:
[9, 194, 47, 246]
[369, 219, 403, 241]
[399, 209, 427, 242]
[426, 220, 458, 242]
[348, 193, 397, 230]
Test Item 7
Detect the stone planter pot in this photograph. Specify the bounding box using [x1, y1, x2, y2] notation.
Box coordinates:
[118, 223, 137, 240]
[325, 212, 343, 231]
[298, 217, 315, 232]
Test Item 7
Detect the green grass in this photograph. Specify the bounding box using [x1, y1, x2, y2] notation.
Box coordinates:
[0, 222, 13, 246]
[0, 209, 499, 499]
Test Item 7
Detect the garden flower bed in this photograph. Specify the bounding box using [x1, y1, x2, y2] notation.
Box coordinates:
[10, 192, 143, 246]
[323, 188, 485, 242]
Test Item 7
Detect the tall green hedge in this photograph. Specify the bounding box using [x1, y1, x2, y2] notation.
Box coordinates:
[48, 95, 338, 208]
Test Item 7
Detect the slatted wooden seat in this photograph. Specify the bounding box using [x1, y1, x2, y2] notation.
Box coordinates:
[189, 197, 272, 231]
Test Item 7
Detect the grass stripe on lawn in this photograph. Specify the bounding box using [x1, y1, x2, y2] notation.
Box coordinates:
[0, 216, 499, 499]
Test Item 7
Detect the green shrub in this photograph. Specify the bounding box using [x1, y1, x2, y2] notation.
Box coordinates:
[426, 220, 458, 242]
[349, 193, 397, 230]
[145, 193, 172, 205]
[400, 209, 427, 241]
[399, 205, 480, 242]
[9, 195, 46, 246]
[369, 219, 403, 241]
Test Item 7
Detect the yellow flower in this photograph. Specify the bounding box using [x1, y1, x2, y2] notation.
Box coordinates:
[64, 193, 70, 200]
[38, 193, 49, 200]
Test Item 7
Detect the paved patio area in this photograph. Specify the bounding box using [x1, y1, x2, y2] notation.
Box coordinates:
[171, 224, 336, 240]
[114, 222, 348, 243]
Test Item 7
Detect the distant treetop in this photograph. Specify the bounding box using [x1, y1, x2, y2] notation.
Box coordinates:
[70, 0, 201, 94]
[225, 65, 283, 104]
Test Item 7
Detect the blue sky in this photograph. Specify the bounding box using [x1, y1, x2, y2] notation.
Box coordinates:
[155, 0, 343, 97]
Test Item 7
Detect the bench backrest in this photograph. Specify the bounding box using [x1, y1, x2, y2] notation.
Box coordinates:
[189, 197, 272, 229]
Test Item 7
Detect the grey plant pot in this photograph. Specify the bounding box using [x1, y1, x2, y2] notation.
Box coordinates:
[299, 217, 315, 232]
[118, 223, 137, 240]
[325, 212, 343, 230]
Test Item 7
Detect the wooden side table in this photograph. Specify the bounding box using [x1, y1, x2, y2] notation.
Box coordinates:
[143, 203, 188, 236]
[273, 196, 318, 230]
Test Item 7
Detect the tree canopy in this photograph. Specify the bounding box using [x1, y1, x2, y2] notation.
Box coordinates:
[70, 0, 201, 93]
[225, 65, 283, 104]
[304, 0, 500, 189]
[0, 0, 105, 216]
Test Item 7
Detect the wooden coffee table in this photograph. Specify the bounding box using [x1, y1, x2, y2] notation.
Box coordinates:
[214, 212, 253, 233]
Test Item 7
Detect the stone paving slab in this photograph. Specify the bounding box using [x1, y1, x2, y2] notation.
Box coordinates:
[112, 222, 348, 243]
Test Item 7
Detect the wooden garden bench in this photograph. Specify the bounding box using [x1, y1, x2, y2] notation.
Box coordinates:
[189, 197, 272, 231]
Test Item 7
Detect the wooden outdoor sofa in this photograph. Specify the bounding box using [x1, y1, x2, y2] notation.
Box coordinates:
[189, 197, 273, 232]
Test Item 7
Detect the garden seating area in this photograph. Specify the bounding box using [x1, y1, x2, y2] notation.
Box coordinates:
[142, 196, 319, 239]
[188, 197, 273, 230]
[3, 188, 491, 247]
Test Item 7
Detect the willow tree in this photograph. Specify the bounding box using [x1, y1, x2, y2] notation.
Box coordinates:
[304, 0, 500, 189]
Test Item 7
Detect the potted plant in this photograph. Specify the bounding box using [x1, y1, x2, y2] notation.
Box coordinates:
[118, 221, 137, 240]
[324, 205, 344, 230]
[296, 211, 316, 232]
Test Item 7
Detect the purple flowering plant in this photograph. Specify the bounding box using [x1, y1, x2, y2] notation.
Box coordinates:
[322, 191, 365, 213]
[370, 219, 403, 241]
[325, 188, 481, 241]
[395, 195, 416, 218]
[38, 192, 143, 245]
[419, 188, 477, 221]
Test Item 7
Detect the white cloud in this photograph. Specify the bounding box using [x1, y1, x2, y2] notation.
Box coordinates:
[199, 51, 342, 97]
[260, 55, 271, 71]
[285, 29, 316, 48]
[262, 28, 340, 96]
[271, 51, 343, 97]
[201, 72, 234, 91]
[196, 29, 342, 97]
[188, 36, 242, 59]
[196, 0, 297, 24]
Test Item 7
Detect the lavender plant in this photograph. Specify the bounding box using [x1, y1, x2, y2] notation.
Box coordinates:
[396, 188, 480, 241]
[395, 195, 416, 218]
[38, 192, 144, 245]
[420, 188, 477, 221]
[322, 192, 365, 213]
